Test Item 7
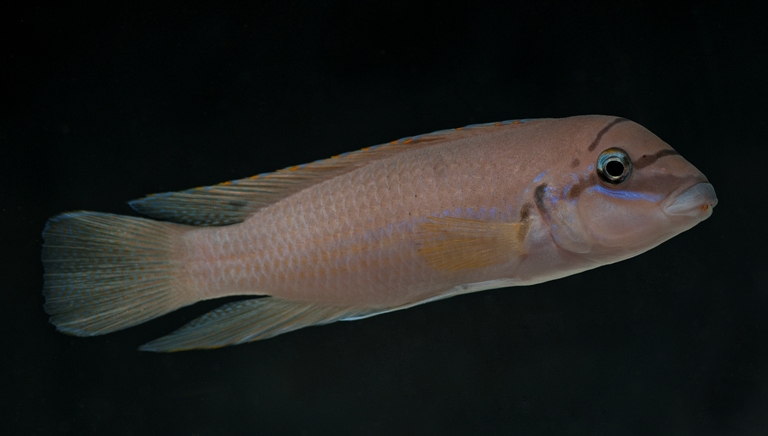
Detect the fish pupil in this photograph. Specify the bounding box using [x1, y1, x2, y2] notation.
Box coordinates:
[596, 147, 632, 185]
[606, 160, 625, 178]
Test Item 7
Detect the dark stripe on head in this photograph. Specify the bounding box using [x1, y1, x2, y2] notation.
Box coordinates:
[534, 184, 548, 213]
[634, 149, 680, 169]
[520, 203, 533, 221]
[571, 158, 580, 168]
[566, 173, 597, 201]
[588, 117, 629, 152]
[517, 205, 533, 244]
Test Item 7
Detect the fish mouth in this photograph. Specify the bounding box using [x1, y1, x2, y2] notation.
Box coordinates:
[662, 182, 717, 219]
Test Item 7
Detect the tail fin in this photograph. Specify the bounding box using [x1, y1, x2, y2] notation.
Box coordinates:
[42, 212, 190, 336]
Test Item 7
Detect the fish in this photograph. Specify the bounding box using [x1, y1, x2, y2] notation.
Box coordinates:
[41, 115, 718, 352]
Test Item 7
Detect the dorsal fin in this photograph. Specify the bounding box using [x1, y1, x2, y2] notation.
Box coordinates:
[129, 119, 536, 226]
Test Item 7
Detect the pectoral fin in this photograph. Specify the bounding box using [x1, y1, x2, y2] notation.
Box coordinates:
[417, 216, 529, 272]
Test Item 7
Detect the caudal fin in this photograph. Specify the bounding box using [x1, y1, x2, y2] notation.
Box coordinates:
[42, 212, 190, 336]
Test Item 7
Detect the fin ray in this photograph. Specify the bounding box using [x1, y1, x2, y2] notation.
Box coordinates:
[129, 119, 536, 226]
[417, 216, 529, 272]
[139, 298, 381, 352]
[42, 212, 190, 336]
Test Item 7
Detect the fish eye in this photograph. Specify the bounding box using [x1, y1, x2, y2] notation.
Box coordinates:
[596, 148, 632, 184]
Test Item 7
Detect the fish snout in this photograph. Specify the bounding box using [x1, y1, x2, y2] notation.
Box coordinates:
[662, 182, 717, 219]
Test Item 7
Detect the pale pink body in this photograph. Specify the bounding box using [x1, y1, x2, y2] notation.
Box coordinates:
[43, 115, 717, 350]
[179, 116, 708, 309]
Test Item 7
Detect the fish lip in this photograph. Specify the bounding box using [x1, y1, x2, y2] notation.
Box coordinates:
[662, 182, 718, 218]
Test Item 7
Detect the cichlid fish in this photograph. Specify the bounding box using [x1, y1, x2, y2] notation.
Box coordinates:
[41, 115, 717, 351]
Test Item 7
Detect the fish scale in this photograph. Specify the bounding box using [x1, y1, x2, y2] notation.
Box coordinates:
[41, 115, 717, 351]
[275, 147, 486, 299]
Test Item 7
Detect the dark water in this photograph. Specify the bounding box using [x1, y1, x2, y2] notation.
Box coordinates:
[4, 1, 767, 434]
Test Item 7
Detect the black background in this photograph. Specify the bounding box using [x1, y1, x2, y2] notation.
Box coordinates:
[3, 1, 767, 434]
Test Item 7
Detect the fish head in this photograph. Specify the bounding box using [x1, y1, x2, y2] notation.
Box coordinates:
[544, 118, 717, 262]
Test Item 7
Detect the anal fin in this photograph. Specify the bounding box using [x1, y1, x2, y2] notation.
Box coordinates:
[139, 298, 381, 352]
[139, 277, 527, 352]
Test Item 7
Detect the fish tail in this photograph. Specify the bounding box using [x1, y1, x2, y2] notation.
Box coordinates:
[42, 211, 190, 336]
